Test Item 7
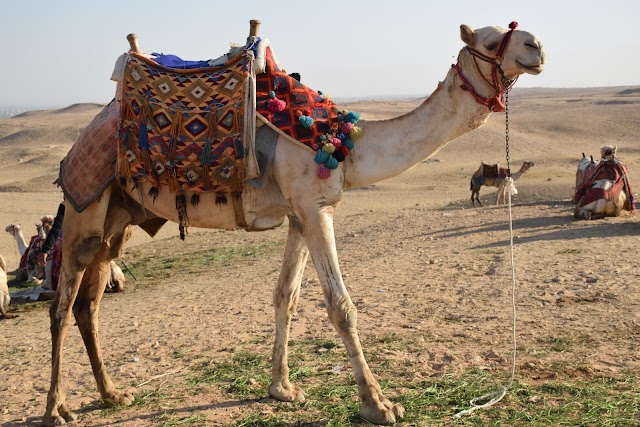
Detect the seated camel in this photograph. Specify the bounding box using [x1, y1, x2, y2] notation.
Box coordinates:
[470, 161, 535, 207]
[573, 145, 635, 220]
[5, 216, 53, 283]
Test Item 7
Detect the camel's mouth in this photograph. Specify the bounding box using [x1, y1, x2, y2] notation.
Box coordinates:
[516, 60, 544, 75]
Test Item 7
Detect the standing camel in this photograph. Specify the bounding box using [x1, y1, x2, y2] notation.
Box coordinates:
[44, 22, 545, 425]
[470, 160, 535, 207]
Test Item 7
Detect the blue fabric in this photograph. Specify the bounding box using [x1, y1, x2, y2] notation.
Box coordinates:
[150, 38, 261, 69]
[150, 53, 211, 69]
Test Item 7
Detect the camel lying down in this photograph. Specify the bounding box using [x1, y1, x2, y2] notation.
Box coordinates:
[43, 21, 545, 426]
[573, 145, 634, 220]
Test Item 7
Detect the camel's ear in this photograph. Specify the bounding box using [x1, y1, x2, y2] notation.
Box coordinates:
[460, 24, 476, 45]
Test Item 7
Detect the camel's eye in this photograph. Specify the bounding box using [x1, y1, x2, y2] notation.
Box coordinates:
[484, 42, 498, 51]
[525, 42, 538, 50]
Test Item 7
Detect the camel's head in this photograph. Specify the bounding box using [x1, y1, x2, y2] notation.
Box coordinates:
[521, 161, 535, 172]
[460, 23, 546, 80]
[600, 145, 617, 161]
[5, 224, 21, 236]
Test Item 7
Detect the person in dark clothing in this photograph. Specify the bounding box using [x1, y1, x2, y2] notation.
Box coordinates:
[37, 203, 65, 267]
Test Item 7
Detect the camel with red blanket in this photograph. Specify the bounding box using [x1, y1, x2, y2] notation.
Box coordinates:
[573, 145, 635, 220]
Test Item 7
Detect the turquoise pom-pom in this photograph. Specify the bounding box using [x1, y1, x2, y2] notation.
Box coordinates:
[345, 111, 360, 124]
[325, 156, 339, 169]
[299, 115, 314, 128]
[319, 134, 328, 141]
[343, 139, 354, 150]
[269, 91, 276, 99]
[337, 113, 344, 120]
[314, 150, 330, 164]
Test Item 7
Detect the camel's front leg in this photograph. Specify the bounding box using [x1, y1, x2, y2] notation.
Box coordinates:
[304, 206, 404, 425]
[269, 214, 309, 403]
[73, 211, 135, 408]
[44, 195, 111, 426]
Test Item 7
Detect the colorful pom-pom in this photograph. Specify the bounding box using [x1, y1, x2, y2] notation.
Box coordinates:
[299, 115, 314, 128]
[341, 122, 354, 134]
[345, 111, 360, 124]
[269, 90, 276, 99]
[509, 21, 518, 30]
[343, 138, 354, 150]
[350, 125, 363, 140]
[322, 143, 336, 154]
[332, 149, 346, 162]
[311, 143, 319, 150]
[341, 109, 348, 116]
[340, 145, 350, 157]
[314, 150, 330, 164]
[318, 164, 330, 179]
[337, 113, 344, 120]
[325, 156, 339, 169]
[267, 97, 286, 112]
[319, 134, 328, 141]
[330, 137, 342, 148]
[295, 110, 303, 117]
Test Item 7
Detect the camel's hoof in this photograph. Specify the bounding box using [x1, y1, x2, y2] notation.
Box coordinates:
[42, 406, 77, 427]
[102, 391, 134, 407]
[359, 401, 404, 425]
[268, 381, 306, 403]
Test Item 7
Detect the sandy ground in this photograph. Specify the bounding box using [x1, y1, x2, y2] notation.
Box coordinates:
[0, 86, 639, 426]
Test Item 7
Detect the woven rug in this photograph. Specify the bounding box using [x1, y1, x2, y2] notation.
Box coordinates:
[117, 51, 255, 197]
[59, 101, 118, 212]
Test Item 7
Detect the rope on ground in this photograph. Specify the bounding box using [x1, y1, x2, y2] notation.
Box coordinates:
[454, 177, 518, 418]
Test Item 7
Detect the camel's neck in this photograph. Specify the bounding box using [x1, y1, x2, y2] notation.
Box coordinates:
[343, 54, 495, 189]
[14, 230, 28, 256]
[511, 168, 526, 180]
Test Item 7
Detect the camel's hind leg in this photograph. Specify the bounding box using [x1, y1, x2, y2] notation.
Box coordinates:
[44, 190, 112, 427]
[268, 214, 309, 402]
[302, 206, 403, 425]
[73, 206, 134, 407]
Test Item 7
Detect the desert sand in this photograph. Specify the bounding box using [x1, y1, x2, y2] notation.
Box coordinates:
[0, 86, 639, 425]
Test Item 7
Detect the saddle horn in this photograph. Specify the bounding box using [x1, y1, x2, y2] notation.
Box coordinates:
[126, 33, 141, 53]
[249, 19, 261, 38]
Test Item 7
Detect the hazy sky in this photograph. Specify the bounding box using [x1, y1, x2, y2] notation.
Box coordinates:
[1, 0, 638, 107]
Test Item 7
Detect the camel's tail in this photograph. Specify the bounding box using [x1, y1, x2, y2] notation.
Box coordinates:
[0, 255, 6, 273]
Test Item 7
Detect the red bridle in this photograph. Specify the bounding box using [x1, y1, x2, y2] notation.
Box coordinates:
[453, 21, 519, 112]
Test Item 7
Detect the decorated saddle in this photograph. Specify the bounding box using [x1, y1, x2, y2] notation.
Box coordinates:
[573, 159, 635, 210]
[59, 37, 362, 234]
[117, 50, 256, 200]
[480, 162, 508, 179]
[256, 47, 362, 179]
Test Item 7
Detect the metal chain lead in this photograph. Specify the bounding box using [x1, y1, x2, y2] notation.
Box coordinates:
[504, 89, 511, 177]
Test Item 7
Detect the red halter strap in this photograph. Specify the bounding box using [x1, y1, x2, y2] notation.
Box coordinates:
[453, 21, 519, 112]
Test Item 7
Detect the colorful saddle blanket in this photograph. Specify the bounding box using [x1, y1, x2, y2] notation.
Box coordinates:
[480, 163, 508, 179]
[117, 51, 255, 195]
[256, 48, 361, 178]
[574, 160, 634, 210]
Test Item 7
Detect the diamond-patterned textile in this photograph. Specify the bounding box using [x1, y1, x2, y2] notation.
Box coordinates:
[117, 52, 253, 194]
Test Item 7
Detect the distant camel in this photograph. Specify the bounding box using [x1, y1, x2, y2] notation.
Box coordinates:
[5, 224, 28, 257]
[470, 161, 535, 207]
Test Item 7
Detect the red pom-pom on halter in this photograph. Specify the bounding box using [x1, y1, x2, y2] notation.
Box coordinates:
[509, 21, 518, 30]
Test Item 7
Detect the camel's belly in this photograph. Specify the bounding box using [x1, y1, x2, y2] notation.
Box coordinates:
[125, 182, 290, 231]
[126, 184, 242, 230]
